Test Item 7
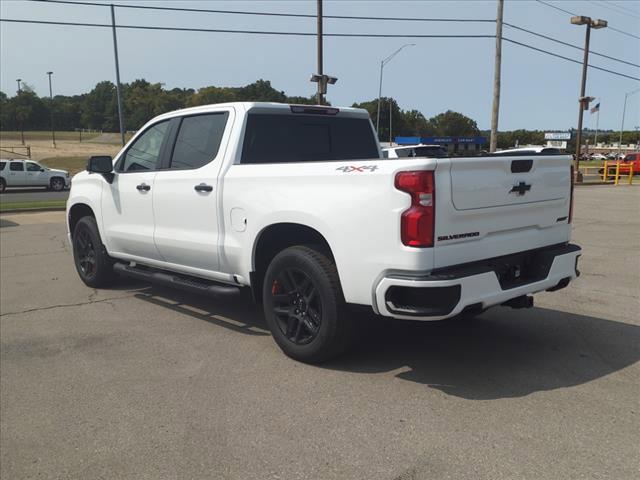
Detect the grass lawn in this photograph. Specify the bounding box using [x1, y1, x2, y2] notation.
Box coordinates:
[40, 156, 88, 176]
[0, 200, 66, 212]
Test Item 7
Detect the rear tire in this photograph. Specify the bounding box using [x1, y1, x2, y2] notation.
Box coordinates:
[72, 216, 116, 288]
[262, 245, 353, 363]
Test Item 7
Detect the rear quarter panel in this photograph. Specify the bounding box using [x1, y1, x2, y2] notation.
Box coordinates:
[221, 158, 438, 305]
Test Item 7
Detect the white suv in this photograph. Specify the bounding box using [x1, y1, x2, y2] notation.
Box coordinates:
[0, 159, 70, 193]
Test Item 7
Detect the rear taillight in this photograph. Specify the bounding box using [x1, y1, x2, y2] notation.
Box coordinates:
[395, 170, 435, 247]
[569, 165, 574, 223]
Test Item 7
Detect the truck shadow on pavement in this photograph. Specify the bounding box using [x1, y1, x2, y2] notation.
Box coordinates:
[133, 285, 269, 337]
[0, 218, 19, 228]
[126, 285, 640, 401]
[326, 307, 640, 400]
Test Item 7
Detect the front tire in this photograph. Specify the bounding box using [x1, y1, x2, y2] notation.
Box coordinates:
[262, 246, 353, 363]
[72, 216, 116, 288]
[50, 177, 65, 191]
[0, 179, 5, 193]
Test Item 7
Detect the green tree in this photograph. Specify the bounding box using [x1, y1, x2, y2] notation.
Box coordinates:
[81, 81, 117, 130]
[428, 110, 479, 136]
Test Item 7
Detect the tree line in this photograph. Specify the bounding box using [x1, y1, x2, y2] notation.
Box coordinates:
[0, 78, 637, 148]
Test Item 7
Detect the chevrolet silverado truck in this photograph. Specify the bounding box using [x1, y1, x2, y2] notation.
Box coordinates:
[67, 102, 581, 363]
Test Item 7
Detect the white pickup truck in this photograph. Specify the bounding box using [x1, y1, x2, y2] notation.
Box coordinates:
[67, 102, 581, 363]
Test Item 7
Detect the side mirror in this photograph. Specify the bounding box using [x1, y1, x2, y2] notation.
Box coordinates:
[87, 156, 114, 183]
[40, 168, 45, 172]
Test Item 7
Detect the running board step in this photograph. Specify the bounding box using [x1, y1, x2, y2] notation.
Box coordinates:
[113, 262, 240, 298]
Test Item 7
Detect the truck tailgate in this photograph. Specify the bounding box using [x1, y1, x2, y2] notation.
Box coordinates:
[451, 155, 568, 210]
[434, 154, 572, 269]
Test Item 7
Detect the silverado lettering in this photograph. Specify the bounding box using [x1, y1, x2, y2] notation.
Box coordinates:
[437, 232, 480, 241]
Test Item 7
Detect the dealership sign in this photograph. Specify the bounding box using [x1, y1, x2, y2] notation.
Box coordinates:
[544, 132, 571, 140]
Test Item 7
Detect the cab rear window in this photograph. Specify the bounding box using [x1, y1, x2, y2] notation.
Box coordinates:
[241, 114, 378, 164]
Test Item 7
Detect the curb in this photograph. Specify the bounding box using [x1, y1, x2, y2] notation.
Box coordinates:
[0, 207, 66, 214]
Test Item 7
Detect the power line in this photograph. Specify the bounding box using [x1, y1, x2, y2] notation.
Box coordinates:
[29, 0, 638, 69]
[504, 22, 639, 68]
[588, 0, 640, 20]
[3, 17, 637, 82]
[503, 37, 640, 82]
[609, 1, 640, 17]
[0, 18, 495, 39]
[535, 0, 640, 40]
[28, 0, 495, 23]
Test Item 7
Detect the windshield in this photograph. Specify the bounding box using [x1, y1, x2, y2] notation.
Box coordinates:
[413, 146, 448, 158]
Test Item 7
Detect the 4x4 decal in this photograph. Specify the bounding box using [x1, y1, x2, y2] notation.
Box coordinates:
[335, 165, 378, 173]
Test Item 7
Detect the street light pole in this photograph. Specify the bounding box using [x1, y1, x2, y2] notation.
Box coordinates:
[571, 16, 607, 182]
[110, 4, 126, 146]
[46, 71, 56, 147]
[619, 88, 640, 157]
[574, 22, 591, 182]
[16, 78, 24, 145]
[376, 43, 415, 138]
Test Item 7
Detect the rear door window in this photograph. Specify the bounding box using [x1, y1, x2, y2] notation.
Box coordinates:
[10, 162, 24, 171]
[241, 114, 378, 164]
[169, 113, 229, 170]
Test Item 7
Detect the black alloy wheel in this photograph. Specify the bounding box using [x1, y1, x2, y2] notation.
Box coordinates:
[72, 216, 116, 288]
[262, 245, 353, 363]
[271, 267, 322, 345]
[74, 226, 97, 279]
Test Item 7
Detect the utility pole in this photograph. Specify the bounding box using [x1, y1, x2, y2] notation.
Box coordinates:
[16, 78, 24, 145]
[316, 0, 323, 105]
[110, 4, 126, 146]
[46, 71, 56, 148]
[310, 0, 337, 105]
[489, 0, 503, 152]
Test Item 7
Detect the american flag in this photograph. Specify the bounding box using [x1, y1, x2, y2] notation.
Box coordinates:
[590, 102, 600, 114]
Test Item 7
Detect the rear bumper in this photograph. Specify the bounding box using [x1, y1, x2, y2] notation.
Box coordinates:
[374, 243, 581, 321]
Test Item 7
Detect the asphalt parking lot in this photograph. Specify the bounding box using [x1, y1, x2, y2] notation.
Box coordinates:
[1, 186, 638, 480]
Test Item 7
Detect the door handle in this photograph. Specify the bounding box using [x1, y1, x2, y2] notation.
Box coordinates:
[194, 183, 213, 192]
[136, 183, 151, 191]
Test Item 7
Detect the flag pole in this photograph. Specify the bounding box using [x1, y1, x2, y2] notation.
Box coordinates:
[594, 105, 600, 147]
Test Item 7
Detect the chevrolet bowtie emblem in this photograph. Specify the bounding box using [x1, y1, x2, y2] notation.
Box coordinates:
[510, 182, 531, 196]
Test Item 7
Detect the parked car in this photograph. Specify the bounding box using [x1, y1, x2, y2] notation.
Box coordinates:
[600, 152, 640, 177]
[0, 159, 70, 193]
[383, 144, 448, 158]
[66, 102, 581, 363]
[493, 146, 562, 156]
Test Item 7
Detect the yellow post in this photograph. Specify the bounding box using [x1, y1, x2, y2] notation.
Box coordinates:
[629, 163, 634, 185]
[614, 161, 620, 186]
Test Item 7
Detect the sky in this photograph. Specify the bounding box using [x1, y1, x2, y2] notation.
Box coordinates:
[1, 0, 639, 131]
